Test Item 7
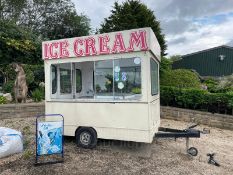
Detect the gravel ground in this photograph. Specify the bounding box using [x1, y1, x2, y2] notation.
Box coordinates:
[0, 117, 233, 175]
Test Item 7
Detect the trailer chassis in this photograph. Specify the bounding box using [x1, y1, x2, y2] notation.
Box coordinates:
[154, 125, 207, 156]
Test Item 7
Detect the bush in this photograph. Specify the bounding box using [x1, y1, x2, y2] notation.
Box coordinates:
[0, 96, 7, 104]
[160, 69, 201, 88]
[31, 87, 44, 102]
[203, 78, 219, 92]
[160, 86, 233, 115]
[131, 87, 141, 94]
[2, 80, 14, 94]
[22, 64, 44, 95]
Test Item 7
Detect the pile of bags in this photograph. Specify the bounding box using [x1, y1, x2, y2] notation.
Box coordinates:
[0, 127, 23, 158]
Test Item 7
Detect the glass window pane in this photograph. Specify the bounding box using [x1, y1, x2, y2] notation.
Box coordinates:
[51, 65, 57, 94]
[151, 58, 159, 95]
[76, 69, 82, 93]
[113, 57, 141, 100]
[60, 66, 72, 94]
[94, 60, 113, 99]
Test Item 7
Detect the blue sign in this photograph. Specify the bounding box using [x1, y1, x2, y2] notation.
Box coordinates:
[114, 72, 120, 81]
[37, 121, 63, 155]
[122, 72, 127, 81]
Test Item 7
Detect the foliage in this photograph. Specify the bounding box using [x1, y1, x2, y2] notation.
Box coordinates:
[99, 0, 167, 55]
[0, 64, 44, 96]
[202, 76, 233, 93]
[0, 0, 27, 21]
[203, 78, 219, 93]
[23, 149, 33, 159]
[95, 84, 101, 93]
[23, 65, 34, 85]
[160, 57, 172, 78]
[131, 87, 141, 94]
[160, 69, 201, 88]
[0, 96, 7, 104]
[169, 55, 182, 62]
[0, 21, 42, 65]
[31, 87, 44, 102]
[160, 86, 233, 115]
[105, 74, 113, 92]
[2, 80, 14, 93]
[0, 0, 91, 40]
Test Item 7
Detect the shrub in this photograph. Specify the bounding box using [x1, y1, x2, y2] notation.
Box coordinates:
[31, 87, 44, 102]
[23, 65, 35, 85]
[160, 69, 201, 88]
[160, 57, 172, 78]
[0, 96, 7, 104]
[2, 80, 14, 93]
[203, 78, 219, 92]
[160, 86, 233, 115]
[131, 87, 141, 94]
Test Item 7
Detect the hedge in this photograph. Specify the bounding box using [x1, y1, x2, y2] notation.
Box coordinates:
[160, 86, 233, 115]
[160, 69, 201, 88]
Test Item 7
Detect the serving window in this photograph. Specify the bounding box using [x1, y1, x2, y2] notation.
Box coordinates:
[50, 57, 142, 101]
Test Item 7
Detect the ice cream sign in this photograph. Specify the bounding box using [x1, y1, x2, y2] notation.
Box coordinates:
[42, 27, 160, 60]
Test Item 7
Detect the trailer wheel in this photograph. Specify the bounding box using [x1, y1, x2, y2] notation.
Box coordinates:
[75, 127, 97, 149]
[187, 147, 198, 156]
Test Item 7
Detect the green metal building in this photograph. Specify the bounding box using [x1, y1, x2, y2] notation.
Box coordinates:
[173, 45, 233, 77]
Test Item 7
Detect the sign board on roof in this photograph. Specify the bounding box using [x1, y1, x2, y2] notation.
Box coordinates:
[42, 27, 160, 61]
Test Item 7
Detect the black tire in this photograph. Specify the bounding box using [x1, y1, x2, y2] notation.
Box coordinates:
[75, 127, 97, 149]
[187, 147, 198, 156]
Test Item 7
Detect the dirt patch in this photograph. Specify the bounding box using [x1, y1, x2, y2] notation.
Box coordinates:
[0, 117, 232, 175]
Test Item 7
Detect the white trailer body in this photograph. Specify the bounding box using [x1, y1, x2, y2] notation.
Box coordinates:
[43, 28, 161, 147]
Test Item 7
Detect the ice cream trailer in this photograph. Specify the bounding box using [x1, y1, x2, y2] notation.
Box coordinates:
[43, 27, 161, 148]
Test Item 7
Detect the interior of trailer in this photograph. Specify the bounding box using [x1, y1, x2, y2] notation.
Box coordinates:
[49, 57, 154, 101]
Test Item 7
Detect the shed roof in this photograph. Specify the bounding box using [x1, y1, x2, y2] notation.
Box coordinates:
[182, 45, 233, 58]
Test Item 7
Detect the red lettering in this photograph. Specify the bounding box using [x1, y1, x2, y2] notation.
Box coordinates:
[98, 35, 110, 54]
[59, 40, 69, 58]
[128, 30, 148, 52]
[73, 39, 84, 57]
[112, 33, 126, 53]
[43, 43, 50, 59]
[50, 42, 59, 59]
[85, 37, 97, 56]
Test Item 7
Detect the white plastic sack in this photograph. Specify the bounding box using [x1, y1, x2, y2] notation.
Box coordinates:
[0, 127, 23, 159]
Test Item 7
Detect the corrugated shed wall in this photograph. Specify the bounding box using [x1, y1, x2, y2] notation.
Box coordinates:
[172, 46, 233, 76]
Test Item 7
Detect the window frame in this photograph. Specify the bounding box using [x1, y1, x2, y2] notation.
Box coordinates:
[75, 69, 82, 93]
[49, 57, 143, 101]
[51, 65, 57, 95]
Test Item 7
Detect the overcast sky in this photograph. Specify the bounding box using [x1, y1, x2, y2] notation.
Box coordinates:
[72, 0, 233, 56]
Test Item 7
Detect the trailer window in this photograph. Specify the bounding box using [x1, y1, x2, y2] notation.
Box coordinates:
[76, 69, 82, 93]
[51, 65, 57, 94]
[60, 67, 72, 94]
[95, 60, 113, 98]
[114, 58, 141, 99]
[151, 58, 159, 95]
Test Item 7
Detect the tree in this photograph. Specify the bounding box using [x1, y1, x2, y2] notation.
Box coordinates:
[0, 0, 91, 39]
[19, 0, 91, 39]
[99, 0, 167, 55]
[0, 0, 27, 21]
[169, 55, 182, 62]
[0, 20, 42, 65]
[160, 57, 172, 78]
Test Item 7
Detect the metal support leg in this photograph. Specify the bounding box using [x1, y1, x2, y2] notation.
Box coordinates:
[186, 137, 189, 151]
